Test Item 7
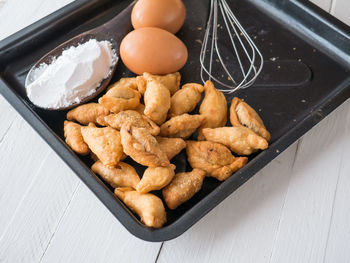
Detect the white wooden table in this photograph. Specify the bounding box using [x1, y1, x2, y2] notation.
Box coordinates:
[0, 0, 349, 262]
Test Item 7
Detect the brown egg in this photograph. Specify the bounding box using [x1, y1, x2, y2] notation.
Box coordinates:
[120, 27, 188, 75]
[131, 0, 186, 34]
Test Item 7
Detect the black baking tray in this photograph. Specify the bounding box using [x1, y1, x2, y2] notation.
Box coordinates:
[0, 0, 349, 242]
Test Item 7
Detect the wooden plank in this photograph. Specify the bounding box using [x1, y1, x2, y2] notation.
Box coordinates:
[0, 151, 80, 263]
[331, 0, 350, 25]
[269, 100, 350, 263]
[310, 0, 332, 12]
[0, 0, 75, 240]
[323, 104, 350, 263]
[0, 0, 159, 262]
[0, 118, 51, 236]
[0, 0, 6, 10]
[158, 142, 298, 263]
[0, 96, 18, 142]
[158, 100, 350, 262]
[39, 184, 162, 263]
[0, 0, 160, 261]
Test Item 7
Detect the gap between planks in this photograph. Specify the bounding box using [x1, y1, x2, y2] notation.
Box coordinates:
[38, 183, 161, 263]
[0, 118, 16, 146]
[0, 152, 51, 244]
[330, 0, 337, 13]
[38, 182, 81, 263]
[321, 153, 343, 261]
[157, 142, 299, 262]
[267, 139, 302, 263]
[156, 140, 301, 262]
[156, 100, 350, 263]
[154, 242, 164, 263]
[267, 100, 350, 263]
[322, 105, 350, 262]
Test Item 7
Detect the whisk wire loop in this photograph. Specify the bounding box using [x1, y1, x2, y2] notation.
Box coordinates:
[200, 0, 264, 93]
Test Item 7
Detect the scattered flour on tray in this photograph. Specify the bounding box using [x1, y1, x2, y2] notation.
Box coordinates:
[26, 39, 117, 109]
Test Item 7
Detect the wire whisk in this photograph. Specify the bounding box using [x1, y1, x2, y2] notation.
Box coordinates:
[200, 0, 264, 93]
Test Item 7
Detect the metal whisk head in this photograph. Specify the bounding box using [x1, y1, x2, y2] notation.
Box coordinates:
[200, 0, 264, 93]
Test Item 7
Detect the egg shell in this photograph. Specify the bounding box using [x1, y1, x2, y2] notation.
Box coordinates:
[120, 27, 188, 75]
[131, 0, 186, 34]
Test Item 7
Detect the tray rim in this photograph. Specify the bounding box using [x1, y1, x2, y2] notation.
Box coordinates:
[0, 0, 350, 242]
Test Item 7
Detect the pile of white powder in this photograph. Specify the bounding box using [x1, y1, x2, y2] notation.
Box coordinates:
[26, 39, 117, 109]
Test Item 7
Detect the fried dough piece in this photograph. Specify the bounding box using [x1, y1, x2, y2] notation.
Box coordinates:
[137, 72, 181, 95]
[104, 110, 160, 135]
[107, 77, 138, 91]
[156, 136, 186, 160]
[67, 103, 109, 126]
[162, 169, 206, 209]
[96, 152, 126, 161]
[115, 187, 166, 228]
[160, 114, 205, 139]
[92, 161, 140, 189]
[88, 122, 97, 127]
[98, 86, 141, 113]
[120, 123, 169, 167]
[136, 164, 176, 194]
[91, 151, 130, 162]
[81, 126, 123, 167]
[230, 97, 271, 141]
[144, 80, 171, 125]
[186, 140, 248, 181]
[64, 121, 90, 155]
[202, 127, 268, 155]
[134, 103, 145, 115]
[169, 83, 204, 117]
[136, 75, 147, 95]
[198, 80, 227, 140]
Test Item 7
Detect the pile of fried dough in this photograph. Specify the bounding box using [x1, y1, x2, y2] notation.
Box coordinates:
[63, 72, 270, 228]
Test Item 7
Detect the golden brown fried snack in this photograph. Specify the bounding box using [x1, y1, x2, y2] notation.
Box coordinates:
[87, 122, 128, 163]
[160, 114, 205, 139]
[88, 122, 97, 127]
[134, 103, 145, 115]
[156, 136, 186, 160]
[107, 77, 138, 91]
[81, 126, 123, 168]
[230, 97, 271, 141]
[120, 123, 169, 167]
[136, 164, 176, 194]
[67, 103, 109, 126]
[115, 187, 166, 228]
[136, 75, 147, 95]
[198, 80, 227, 140]
[169, 83, 204, 117]
[104, 110, 160, 135]
[92, 161, 140, 189]
[64, 121, 90, 155]
[144, 80, 171, 125]
[202, 127, 268, 155]
[98, 86, 141, 113]
[137, 72, 181, 95]
[92, 150, 130, 162]
[162, 169, 206, 209]
[186, 140, 248, 181]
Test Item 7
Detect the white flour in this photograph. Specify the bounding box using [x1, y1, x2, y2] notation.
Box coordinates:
[26, 39, 117, 109]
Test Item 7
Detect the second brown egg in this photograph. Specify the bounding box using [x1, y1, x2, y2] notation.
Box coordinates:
[131, 0, 186, 34]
